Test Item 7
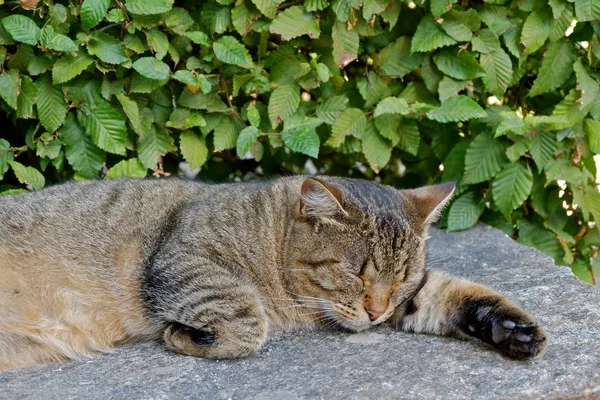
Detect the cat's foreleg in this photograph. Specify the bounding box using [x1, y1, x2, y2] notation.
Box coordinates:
[145, 257, 269, 359]
[390, 270, 547, 360]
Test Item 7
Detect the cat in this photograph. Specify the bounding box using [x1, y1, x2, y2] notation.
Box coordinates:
[0, 176, 546, 370]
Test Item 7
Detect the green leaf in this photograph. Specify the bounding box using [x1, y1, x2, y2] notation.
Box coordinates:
[39, 26, 77, 52]
[52, 52, 95, 84]
[270, 6, 320, 40]
[376, 36, 424, 78]
[138, 125, 175, 169]
[574, 0, 600, 21]
[316, 95, 348, 125]
[178, 89, 228, 112]
[0, 69, 21, 110]
[431, 0, 456, 16]
[36, 133, 62, 160]
[251, 0, 285, 19]
[517, 220, 564, 263]
[480, 48, 512, 97]
[133, 57, 171, 80]
[421, 54, 444, 93]
[374, 97, 409, 117]
[440, 9, 480, 42]
[332, 20, 359, 68]
[411, 15, 457, 52]
[357, 71, 391, 108]
[236, 126, 260, 157]
[8, 161, 45, 190]
[58, 113, 105, 178]
[145, 29, 170, 60]
[462, 133, 507, 184]
[479, 5, 512, 37]
[185, 31, 211, 46]
[520, 8, 553, 55]
[426, 95, 486, 123]
[549, 4, 573, 42]
[268, 84, 300, 128]
[492, 162, 533, 217]
[528, 40, 576, 97]
[326, 108, 367, 147]
[126, 0, 174, 15]
[433, 48, 485, 80]
[375, 115, 420, 156]
[115, 93, 142, 134]
[447, 191, 484, 231]
[529, 131, 556, 171]
[247, 105, 260, 127]
[213, 36, 253, 67]
[37, 73, 68, 132]
[105, 158, 147, 179]
[0, 139, 15, 180]
[180, 131, 209, 169]
[395, 119, 420, 156]
[214, 116, 241, 151]
[471, 30, 501, 54]
[232, 1, 260, 36]
[1, 15, 40, 46]
[495, 111, 526, 137]
[201, 2, 231, 34]
[173, 71, 211, 94]
[16, 75, 38, 119]
[77, 101, 127, 155]
[28, 55, 53, 76]
[438, 76, 468, 102]
[549, 0, 568, 19]
[362, 119, 392, 173]
[552, 89, 588, 126]
[165, 108, 206, 130]
[81, 0, 110, 30]
[306, 0, 328, 12]
[506, 138, 530, 162]
[88, 32, 130, 64]
[442, 140, 470, 182]
[283, 127, 320, 158]
[574, 58, 600, 109]
[584, 119, 600, 154]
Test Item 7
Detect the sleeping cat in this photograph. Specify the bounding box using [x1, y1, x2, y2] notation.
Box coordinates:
[0, 176, 546, 370]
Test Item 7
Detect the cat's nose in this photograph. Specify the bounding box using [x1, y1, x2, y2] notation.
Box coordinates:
[366, 308, 384, 321]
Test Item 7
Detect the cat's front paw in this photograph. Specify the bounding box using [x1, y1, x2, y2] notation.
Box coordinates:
[460, 298, 547, 360]
[488, 316, 547, 360]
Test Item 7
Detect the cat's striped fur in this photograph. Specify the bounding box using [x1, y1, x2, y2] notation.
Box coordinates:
[0, 177, 546, 370]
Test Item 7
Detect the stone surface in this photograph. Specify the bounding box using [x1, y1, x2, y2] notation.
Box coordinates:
[2, 224, 599, 399]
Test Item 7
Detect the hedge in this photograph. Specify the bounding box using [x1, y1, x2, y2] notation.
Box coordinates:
[0, 0, 599, 283]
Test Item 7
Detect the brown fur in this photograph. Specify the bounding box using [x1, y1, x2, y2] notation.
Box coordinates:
[0, 177, 546, 369]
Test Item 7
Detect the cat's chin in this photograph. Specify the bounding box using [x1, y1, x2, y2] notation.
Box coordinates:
[332, 318, 372, 333]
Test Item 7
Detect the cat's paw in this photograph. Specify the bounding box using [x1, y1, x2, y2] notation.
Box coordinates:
[460, 298, 547, 360]
[487, 316, 547, 360]
[163, 320, 264, 359]
[163, 321, 216, 357]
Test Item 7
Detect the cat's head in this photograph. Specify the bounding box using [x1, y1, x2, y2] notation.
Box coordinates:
[283, 177, 454, 332]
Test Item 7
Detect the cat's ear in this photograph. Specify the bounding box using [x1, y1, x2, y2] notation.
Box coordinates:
[402, 182, 455, 225]
[299, 178, 348, 218]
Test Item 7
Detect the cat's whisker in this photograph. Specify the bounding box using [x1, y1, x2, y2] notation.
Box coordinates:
[276, 305, 324, 311]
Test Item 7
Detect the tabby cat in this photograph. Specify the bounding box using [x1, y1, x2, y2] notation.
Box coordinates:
[0, 176, 546, 370]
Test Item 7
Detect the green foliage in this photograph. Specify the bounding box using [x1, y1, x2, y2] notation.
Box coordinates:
[0, 0, 599, 284]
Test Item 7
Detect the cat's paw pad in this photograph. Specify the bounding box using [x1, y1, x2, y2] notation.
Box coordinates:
[489, 317, 547, 360]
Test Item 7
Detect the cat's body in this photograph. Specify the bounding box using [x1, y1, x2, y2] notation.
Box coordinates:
[0, 177, 546, 370]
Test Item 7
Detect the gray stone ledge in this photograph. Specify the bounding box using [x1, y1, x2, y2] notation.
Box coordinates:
[2, 224, 599, 399]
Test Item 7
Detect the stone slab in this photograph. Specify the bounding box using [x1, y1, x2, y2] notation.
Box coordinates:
[1, 224, 599, 399]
